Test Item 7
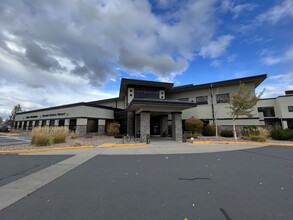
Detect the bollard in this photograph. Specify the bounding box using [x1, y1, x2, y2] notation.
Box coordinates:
[122, 135, 125, 144]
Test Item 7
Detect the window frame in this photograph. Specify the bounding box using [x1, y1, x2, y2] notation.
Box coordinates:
[216, 93, 230, 104]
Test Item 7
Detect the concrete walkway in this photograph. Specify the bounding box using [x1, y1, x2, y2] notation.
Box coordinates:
[0, 142, 265, 211]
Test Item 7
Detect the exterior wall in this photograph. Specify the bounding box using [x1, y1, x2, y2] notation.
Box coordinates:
[170, 82, 259, 123]
[15, 105, 114, 122]
[276, 96, 293, 119]
[93, 99, 125, 109]
[159, 90, 165, 99]
[128, 88, 134, 104]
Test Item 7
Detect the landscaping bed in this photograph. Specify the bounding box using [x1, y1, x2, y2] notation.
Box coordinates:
[0, 135, 118, 151]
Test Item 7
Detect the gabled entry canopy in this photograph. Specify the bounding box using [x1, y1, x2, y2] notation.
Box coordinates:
[126, 98, 197, 114]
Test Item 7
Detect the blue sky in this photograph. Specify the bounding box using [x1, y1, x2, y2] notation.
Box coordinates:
[0, 0, 293, 119]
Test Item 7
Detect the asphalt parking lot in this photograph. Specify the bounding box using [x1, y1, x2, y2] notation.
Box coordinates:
[0, 135, 31, 147]
[0, 145, 292, 220]
[0, 155, 71, 187]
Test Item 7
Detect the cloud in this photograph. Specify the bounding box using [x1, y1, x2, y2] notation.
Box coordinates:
[257, 0, 293, 24]
[257, 72, 293, 98]
[270, 72, 293, 82]
[260, 47, 293, 65]
[220, 0, 256, 19]
[0, 0, 218, 83]
[0, 0, 222, 118]
[199, 35, 234, 59]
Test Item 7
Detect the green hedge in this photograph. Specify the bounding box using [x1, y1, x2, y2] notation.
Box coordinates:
[202, 125, 216, 136]
[271, 129, 293, 140]
[220, 130, 233, 137]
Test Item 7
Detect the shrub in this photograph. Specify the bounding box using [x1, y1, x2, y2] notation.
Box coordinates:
[241, 126, 260, 137]
[202, 124, 216, 136]
[220, 130, 233, 137]
[70, 131, 79, 139]
[185, 117, 204, 134]
[31, 127, 51, 146]
[72, 141, 82, 147]
[106, 122, 120, 136]
[258, 127, 270, 138]
[250, 136, 266, 142]
[51, 127, 68, 144]
[114, 134, 123, 138]
[271, 128, 293, 140]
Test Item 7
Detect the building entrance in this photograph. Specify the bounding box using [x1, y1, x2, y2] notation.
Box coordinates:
[150, 116, 161, 135]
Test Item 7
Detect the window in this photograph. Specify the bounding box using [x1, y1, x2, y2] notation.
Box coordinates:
[288, 106, 293, 112]
[258, 107, 275, 117]
[196, 96, 208, 105]
[41, 120, 46, 127]
[179, 98, 189, 102]
[134, 89, 159, 99]
[49, 120, 55, 127]
[216, 93, 230, 103]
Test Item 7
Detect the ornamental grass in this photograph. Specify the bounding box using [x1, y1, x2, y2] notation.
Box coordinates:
[31, 126, 69, 146]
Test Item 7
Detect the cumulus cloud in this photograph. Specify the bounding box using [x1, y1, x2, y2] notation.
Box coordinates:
[257, 0, 293, 24]
[199, 35, 234, 59]
[0, 0, 218, 84]
[0, 0, 227, 117]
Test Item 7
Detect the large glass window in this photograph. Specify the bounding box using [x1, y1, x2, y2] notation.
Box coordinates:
[196, 96, 208, 105]
[134, 89, 159, 99]
[288, 106, 293, 112]
[216, 93, 230, 103]
[258, 107, 275, 117]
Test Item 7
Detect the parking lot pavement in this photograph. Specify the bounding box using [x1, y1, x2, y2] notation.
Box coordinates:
[0, 135, 31, 147]
[0, 145, 292, 220]
[0, 155, 71, 187]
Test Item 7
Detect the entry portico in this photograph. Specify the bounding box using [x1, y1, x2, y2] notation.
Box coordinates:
[126, 98, 197, 142]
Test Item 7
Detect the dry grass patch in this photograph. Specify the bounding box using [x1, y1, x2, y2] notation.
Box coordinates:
[31, 126, 69, 146]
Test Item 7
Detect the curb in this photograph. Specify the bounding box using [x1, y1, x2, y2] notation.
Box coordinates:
[98, 143, 147, 148]
[192, 141, 293, 146]
[0, 133, 20, 136]
[0, 146, 94, 154]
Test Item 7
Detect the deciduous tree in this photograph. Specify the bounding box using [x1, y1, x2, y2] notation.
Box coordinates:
[227, 84, 259, 140]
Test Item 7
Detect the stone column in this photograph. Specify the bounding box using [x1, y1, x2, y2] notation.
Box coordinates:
[98, 119, 106, 135]
[55, 120, 59, 126]
[160, 115, 168, 137]
[140, 111, 150, 143]
[135, 114, 140, 137]
[76, 118, 87, 136]
[127, 111, 134, 136]
[172, 112, 183, 142]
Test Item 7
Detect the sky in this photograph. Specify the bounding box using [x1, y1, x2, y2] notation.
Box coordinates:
[1, 0, 293, 119]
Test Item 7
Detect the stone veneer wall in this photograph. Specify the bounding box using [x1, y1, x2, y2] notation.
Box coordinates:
[172, 113, 182, 141]
[98, 125, 105, 135]
[140, 111, 150, 143]
[76, 125, 87, 136]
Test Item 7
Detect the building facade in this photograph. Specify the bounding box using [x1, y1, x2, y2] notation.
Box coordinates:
[14, 74, 293, 141]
